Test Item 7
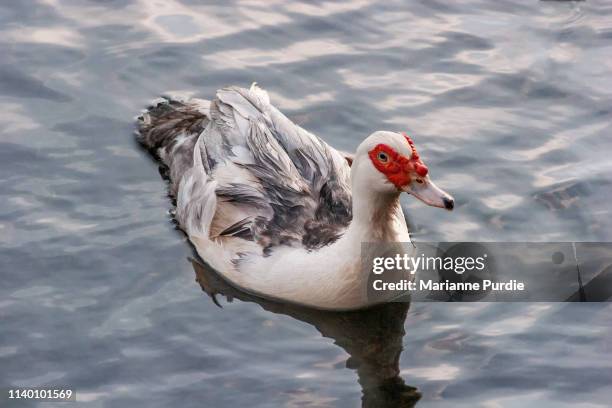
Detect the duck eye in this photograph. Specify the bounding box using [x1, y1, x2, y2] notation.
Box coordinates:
[377, 152, 388, 163]
[415, 178, 424, 184]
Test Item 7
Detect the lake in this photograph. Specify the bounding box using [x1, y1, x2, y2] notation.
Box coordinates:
[1, 1, 611, 407]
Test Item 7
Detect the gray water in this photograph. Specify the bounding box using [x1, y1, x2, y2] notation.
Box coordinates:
[1, 1, 612, 407]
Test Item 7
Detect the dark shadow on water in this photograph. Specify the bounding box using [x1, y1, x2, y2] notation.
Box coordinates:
[190, 257, 421, 408]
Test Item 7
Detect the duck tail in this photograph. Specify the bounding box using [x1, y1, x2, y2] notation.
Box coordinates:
[135, 95, 211, 195]
[135, 95, 210, 159]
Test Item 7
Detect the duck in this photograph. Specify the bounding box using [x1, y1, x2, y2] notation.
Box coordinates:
[136, 83, 454, 310]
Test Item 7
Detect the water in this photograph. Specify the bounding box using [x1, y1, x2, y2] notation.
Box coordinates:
[1, 0, 612, 406]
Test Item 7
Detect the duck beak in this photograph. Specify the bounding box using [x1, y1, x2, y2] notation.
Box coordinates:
[402, 176, 454, 210]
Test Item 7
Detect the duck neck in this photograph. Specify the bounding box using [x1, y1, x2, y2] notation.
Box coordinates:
[348, 182, 403, 243]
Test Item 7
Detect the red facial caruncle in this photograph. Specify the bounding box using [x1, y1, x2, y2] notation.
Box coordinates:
[368, 133, 429, 189]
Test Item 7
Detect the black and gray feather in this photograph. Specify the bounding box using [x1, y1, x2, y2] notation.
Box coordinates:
[136, 85, 353, 253]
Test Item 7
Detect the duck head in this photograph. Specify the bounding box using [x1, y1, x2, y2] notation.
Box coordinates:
[352, 131, 454, 210]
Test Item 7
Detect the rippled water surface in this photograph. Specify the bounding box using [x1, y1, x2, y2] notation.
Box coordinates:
[2, 1, 612, 407]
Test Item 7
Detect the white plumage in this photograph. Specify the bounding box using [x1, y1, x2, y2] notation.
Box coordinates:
[137, 84, 453, 310]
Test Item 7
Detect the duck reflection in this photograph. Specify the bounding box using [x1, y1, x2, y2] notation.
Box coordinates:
[191, 257, 421, 408]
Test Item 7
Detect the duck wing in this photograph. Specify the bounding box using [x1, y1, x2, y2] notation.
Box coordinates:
[192, 84, 353, 255]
